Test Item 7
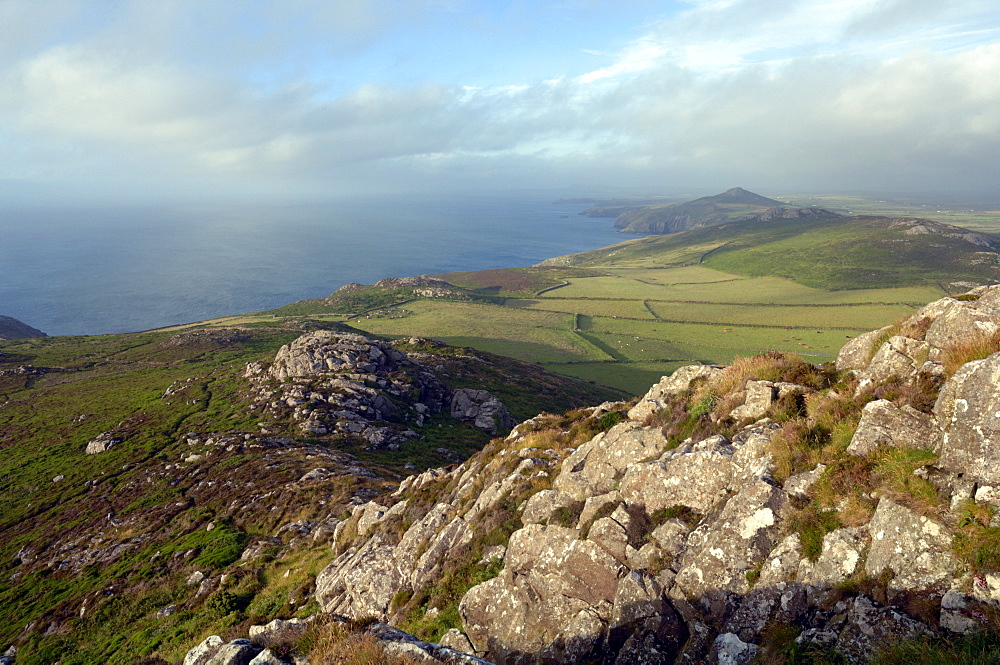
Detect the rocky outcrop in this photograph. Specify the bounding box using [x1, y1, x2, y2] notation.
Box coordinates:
[627, 365, 722, 422]
[611, 188, 790, 234]
[451, 389, 516, 434]
[246, 331, 515, 449]
[846, 400, 940, 457]
[933, 351, 1000, 484]
[309, 285, 1000, 664]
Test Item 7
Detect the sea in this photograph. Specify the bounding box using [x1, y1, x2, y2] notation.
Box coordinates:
[0, 195, 623, 336]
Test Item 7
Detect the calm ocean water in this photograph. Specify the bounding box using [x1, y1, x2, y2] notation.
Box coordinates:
[0, 195, 623, 336]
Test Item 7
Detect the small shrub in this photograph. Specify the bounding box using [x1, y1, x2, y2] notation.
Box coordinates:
[648, 505, 701, 529]
[390, 588, 413, 612]
[871, 373, 942, 413]
[206, 590, 240, 617]
[688, 396, 715, 419]
[769, 419, 831, 482]
[832, 569, 894, 607]
[752, 622, 846, 664]
[697, 352, 788, 401]
[598, 410, 627, 431]
[302, 617, 420, 664]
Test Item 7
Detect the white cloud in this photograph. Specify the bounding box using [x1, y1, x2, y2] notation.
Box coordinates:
[0, 0, 997, 199]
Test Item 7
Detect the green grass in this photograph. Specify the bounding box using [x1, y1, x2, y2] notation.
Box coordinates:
[645, 301, 917, 329]
[505, 297, 656, 319]
[319, 266, 914, 393]
[539, 361, 687, 394]
[347, 301, 597, 361]
[702, 217, 999, 290]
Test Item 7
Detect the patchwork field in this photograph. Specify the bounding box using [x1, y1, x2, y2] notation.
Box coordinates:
[329, 266, 936, 393]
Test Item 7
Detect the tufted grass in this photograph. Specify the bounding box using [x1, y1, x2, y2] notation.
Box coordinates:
[872, 630, 1000, 665]
[954, 526, 1000, 575]
[940, 331, 1000, 377]
[300, 616, 423, 664]
[785, 503, 843, 562]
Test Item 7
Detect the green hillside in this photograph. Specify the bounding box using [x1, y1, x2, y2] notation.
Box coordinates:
[599, 186, 789, 234]
[544, 212, 1000, 290]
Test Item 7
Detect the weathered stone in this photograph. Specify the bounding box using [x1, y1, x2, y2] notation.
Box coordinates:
[588, 517, 629, 563]
[607, 570, 686, 664]
[837, 326, 892, 371]
[723, 584, 809, 645]
[521, 489, 578, 525]
[939, 589, 988, 634]
[355, 501, 390, 538]
[925, 287, 1000, 350]
[711, 632, 759, 665]
[783, 463, 826, 501]
[934, 352, 1000, 485]
[579, 491, 621, 526]
[554, 423, 670, 501]
[247, 617, 310, 645]
[619, 435, 735, 514]
[205, 639, 259, 665]
[460, 524, 623, 661]
[858, 335, 931, 390]
[450, 389, 515, 434]
[627, 365, 723, 422]
[439, 628, 478, 655]
[847, 400, 940, 457]
[674, 478, 786, 599]
[317, 502, 455, 620]
[184, 635, 224, 665]
[830, 596, 930, 664]
[247, 650, 285, 665]
[646, 520, 690, 557]
[84, 431, 124, 455]
[269, 331, 399, 381]
[797, 527, 865, 587]
[975, 485, 1000, 509]
[866, 498, 956, 596]
[756, 534, 803, 587]
[729, 381, 778, 422]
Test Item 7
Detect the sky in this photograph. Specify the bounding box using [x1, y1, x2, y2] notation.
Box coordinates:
[0, 0, 998, 204]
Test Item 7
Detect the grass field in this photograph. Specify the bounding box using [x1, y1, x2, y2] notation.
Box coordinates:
[345, 300, 603, 363]
[538, 360, 690, 393]
[505, 297, 655, 319]
[327, 264, 917, 394]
